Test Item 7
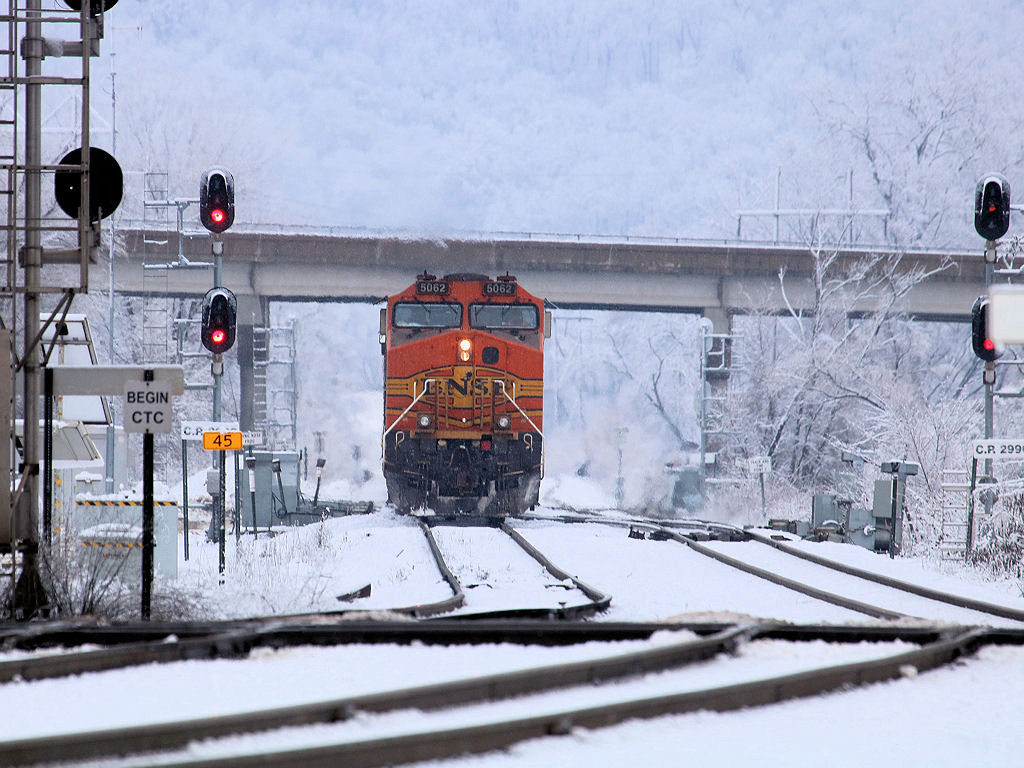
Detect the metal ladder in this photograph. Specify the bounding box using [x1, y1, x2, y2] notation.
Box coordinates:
[253, 320, 298, 449]
[252, 324, 269, 424]
[939, 468, 971, 560]
[141, 171, 171, 364]
[0, 1, 97, 615]
[0, 6, 18, 605]
[0, 3, 16, 287]
[699, 326, 741, 467]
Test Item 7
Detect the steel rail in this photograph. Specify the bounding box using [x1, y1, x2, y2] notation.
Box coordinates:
[0, 629, 261, 684]
[382, 518, 466, 618]
[108, 628, 991, 768]
[520, 508, 746, 541]
[746, 528, 1024, 623]
[499, 521, 611, 617]
[416, 520, 610, 621]
[0, 624, 754, 766]
[657, 528, 911, 621]
[0, 618, 990, 690]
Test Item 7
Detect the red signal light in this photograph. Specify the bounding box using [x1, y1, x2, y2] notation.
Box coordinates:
[211, 329, 226, 345]
[210, 208, 226, 224]
[984, 338, 996, 351]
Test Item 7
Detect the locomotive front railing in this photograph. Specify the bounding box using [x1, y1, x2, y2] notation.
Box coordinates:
[496, 380, 544, 477]
[383, 378, 436, 442]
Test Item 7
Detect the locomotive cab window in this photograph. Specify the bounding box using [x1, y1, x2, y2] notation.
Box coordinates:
[469, 303, 539, 330]
[393, 302, 462, 329]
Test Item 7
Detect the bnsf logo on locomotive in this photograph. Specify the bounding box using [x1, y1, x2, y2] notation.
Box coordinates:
[483, 282, 516, 295]
[445, 370, 492, 396]
[417, 280, 449, 294]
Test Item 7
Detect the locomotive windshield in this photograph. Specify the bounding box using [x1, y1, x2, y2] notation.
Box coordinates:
[469, 303, 539, 330]
[393, 302, 462, 328]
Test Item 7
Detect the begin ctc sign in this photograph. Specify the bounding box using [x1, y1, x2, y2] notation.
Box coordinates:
[123, 380, 173, 434]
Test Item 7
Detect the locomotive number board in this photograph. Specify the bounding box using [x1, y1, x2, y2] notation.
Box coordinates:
[417, 280, 449, 294]
[483, 281, 516, 295]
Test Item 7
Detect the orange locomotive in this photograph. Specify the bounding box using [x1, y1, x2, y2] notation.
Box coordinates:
[380, 273, 549, 517]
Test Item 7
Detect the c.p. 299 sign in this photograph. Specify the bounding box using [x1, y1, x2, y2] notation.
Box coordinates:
[973, 439, 1024, 457]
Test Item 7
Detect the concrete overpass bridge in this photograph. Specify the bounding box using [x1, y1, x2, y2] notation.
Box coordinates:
[113, 227, 985, 334]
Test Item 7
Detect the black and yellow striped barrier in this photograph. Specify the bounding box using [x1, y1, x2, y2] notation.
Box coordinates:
[81, 540, 142, 549]
[77, 501, 176, 507]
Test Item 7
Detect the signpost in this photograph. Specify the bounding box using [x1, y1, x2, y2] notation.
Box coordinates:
[180, 420, 238, 562]
[88, 376, 165, 623]
[748, 456, 771, 516]
[198, 427, 261, 574]
[125, 373, 173, 621]
[961, 441, 1024, 556]
[50, 366, 183, 621]
[123, 379, 172, 434]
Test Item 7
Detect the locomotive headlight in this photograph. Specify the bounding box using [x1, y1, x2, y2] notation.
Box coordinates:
[496, 415, 511, 429]
[417, 414, 432, 429]
[458, 338, 472, 362]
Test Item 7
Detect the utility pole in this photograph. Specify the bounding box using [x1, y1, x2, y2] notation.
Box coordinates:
[16, 0, 46, 615]
[8, 1, 123, 617]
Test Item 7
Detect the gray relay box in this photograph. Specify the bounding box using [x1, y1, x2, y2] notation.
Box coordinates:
[238, 450, 300, 530]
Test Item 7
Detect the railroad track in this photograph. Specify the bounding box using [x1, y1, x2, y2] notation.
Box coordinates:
[3, 622, 1017, 767]
[5, 509, 1019, 688]
[521, 509, 1024, 626]
[3, 512, 1023, 766]
[333, 515, 610, 620]
[422, 519, 609, 619]
[743, 528, 1024, 623]
[0, 517, 610, 686]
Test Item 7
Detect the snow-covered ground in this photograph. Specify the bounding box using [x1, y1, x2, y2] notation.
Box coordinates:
[5, 496, 1023, 766]
[432, 643, 1024, 768]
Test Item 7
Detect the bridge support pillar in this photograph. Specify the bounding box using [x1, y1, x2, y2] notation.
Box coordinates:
[701, 307, 731, 338]
[237, 295, 270, 432]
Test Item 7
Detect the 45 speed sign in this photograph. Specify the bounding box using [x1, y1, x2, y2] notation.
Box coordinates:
[203, 431, 242, 451]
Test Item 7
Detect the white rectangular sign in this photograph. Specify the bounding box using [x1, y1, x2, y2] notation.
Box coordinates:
[748, 456, 772, 474]
[53, 365, 185, 396]
[181, 420, 240, 441]
[988, 285, 1024, 344]
[972, 439, 1024, 458]
[123, 380, 173, 434]
[242, 430, 266, 447]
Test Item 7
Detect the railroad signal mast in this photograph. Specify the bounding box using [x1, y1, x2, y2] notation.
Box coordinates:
[199, 170, 235, 546]
[198, 169, 235, 418]
[972, 174, 1015, 516]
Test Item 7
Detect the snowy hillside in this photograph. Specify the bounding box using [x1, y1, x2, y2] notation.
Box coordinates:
[75, 0, 1024, 247]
